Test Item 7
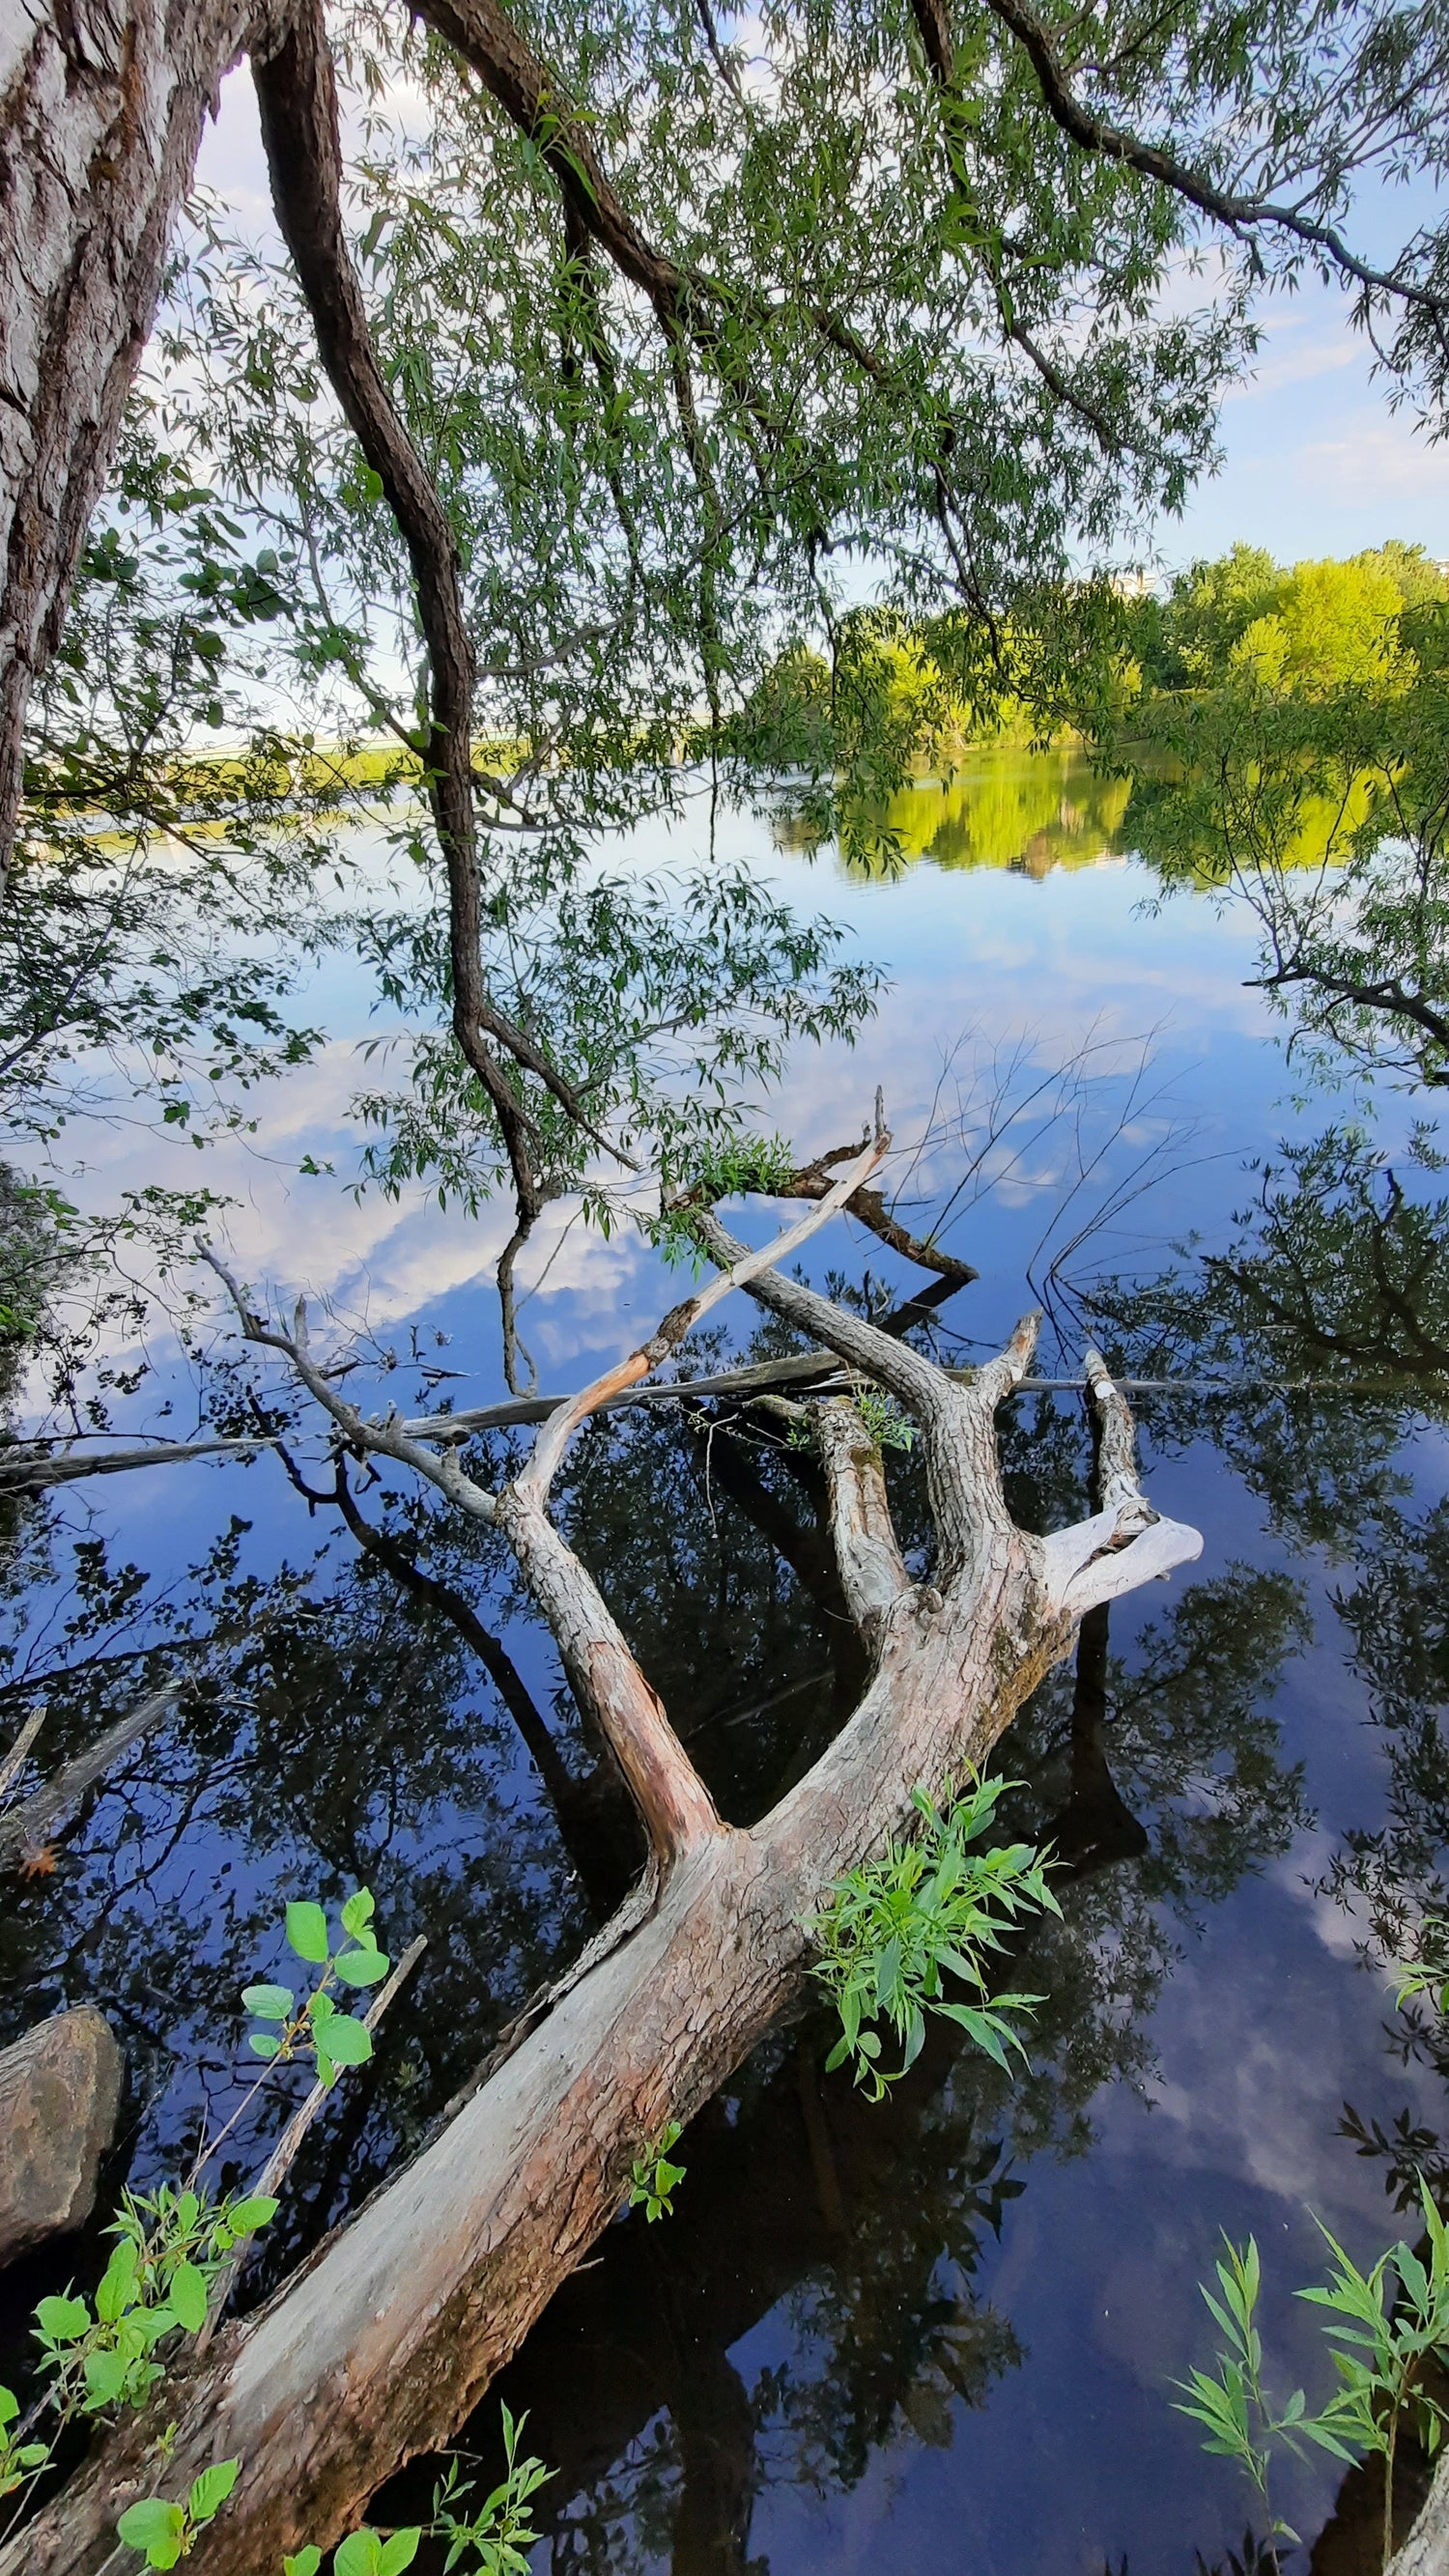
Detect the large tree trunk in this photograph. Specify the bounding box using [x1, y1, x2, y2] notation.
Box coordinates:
[5, 1186, 1201, 2576]
[0, 0, 269, 888]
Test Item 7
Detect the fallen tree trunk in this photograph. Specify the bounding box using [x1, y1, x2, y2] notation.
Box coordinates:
[6, 1167, 1200, 2574]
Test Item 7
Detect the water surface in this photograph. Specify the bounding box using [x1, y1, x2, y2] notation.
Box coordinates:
[3, 750, 1446, 2573]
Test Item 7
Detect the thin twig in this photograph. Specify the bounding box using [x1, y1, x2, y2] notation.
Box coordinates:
[195, 1934, 428, 2354]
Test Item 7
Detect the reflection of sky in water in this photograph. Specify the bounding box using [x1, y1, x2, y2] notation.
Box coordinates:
[49, 762, 1422, 1402]
[9, 762, 1449, 2573]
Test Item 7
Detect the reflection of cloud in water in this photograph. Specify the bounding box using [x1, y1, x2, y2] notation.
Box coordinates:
[1094, 1888, 1441, 2228]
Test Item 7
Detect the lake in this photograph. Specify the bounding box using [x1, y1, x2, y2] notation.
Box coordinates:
[3, 748, 1446, 2573]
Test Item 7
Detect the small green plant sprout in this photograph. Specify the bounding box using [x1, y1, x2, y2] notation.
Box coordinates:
[332, 2527, 421, 2576]
[32, 2184, 278, 2417]
[0, 1890, 391, 2560]
[807, 1771, 1060, 2101]
[1173, 2236, 1344, 2549]
[244, 1886, 389, 2087]
[116, 2458, 240, 2567]
[0, 2386, 50, 2506]
[1297, 2182, 1449, 2567]
[1177, 2187, 1449, 2571]
[281, 2553, 322, 2576]
[851, 1386, 916, 1453]
[431, 2405, 554, 2571]
[629, 2120, 686, 2221]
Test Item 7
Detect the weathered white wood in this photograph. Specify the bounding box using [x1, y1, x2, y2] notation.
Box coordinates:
[813, 1398, 913, 1632]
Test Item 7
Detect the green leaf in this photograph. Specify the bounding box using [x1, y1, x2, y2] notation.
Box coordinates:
[168, 2262, 208, 2335]
[225, 2195, 279, 2236]
[242, 1983, 295, 2022]
[248, 2031, 283, 2060]
[335, 1946, 389, 1989]
[334, 2531, 383, 2576]
[340, 1888, 376, 1940]
[116, 2499, 185, 2554]
[35, 2294, 91, 2345]
[378, 2534, 422, 2575]
[83, 2349, 132, 2410]
[320, 2013, 374, 2069]
[188, 2458, 240, 2523]
[96, 2238, 140, 2323]
[282, 2554, 323, 2576]
[285, 1902, 329, 1964]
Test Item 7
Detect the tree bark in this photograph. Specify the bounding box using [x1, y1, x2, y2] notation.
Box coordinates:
[0, 0, 270, 889]
[4, 1231, 1200, 2574]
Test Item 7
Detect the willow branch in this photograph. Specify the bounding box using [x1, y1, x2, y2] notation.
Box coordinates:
[252, 0, 636, 1233]
[980, 0, 1449, 326]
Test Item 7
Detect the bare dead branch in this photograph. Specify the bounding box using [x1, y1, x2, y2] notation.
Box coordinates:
[775, 1140, 979, 1289]
[1038, 1343, 1201, 1616]
[519, 1133, 890, 1510]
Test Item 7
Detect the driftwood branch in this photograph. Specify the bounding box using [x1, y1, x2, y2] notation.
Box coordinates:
[1037, 1345, 1200, 1618]
[812, 1399, 912, 1636]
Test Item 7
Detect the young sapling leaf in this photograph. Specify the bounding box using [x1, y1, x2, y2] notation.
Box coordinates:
[284, 1901, 329, 1965]
[242, 1983, 294, 2022]
[187, 2457, 240, 2522]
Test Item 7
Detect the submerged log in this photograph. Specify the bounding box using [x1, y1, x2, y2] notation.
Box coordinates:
[4, 1191, 1201, 2575]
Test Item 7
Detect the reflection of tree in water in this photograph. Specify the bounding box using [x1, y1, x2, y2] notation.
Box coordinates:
[1091, 1120, 1449, 2275]
[772, 751, 1132, 881]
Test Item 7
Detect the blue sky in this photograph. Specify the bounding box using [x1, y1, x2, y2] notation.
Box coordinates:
[194, 67, 1449, 578]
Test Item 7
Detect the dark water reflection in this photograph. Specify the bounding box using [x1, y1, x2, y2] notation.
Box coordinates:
[3, 761, 1449, 2572]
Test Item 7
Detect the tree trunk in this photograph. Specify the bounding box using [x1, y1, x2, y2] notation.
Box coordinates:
[0, 0, 269, 887]
[4, 1205, 1201, 2574]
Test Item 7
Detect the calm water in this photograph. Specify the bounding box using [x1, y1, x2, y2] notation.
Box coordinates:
[3, 750, 1447, 2572]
